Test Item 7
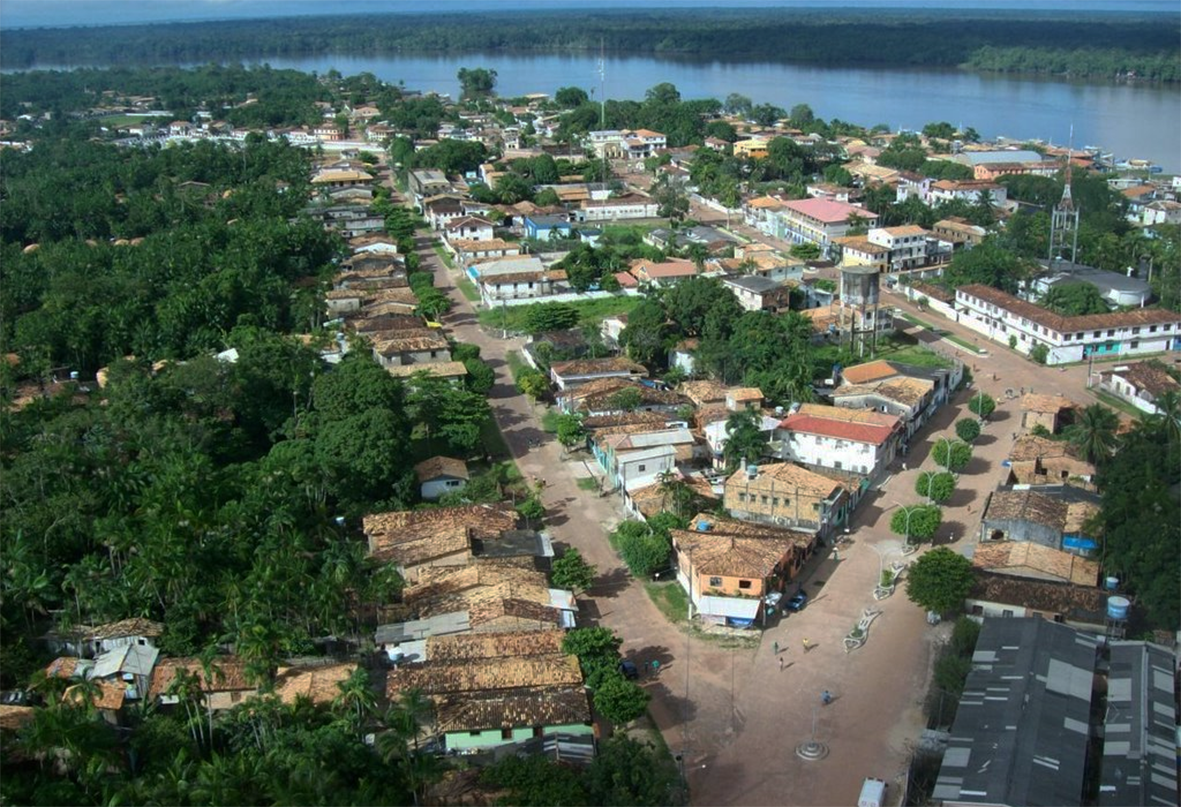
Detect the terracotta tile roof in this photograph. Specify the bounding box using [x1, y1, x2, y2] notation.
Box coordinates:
[272, 663, 357, 706]
[404, 559, 545, 606]
[386, 654, 582, 698]
[1021, 393, 1076, 414]
[350, 314, 426, 333]
[86, 618, 164, 640]
[728, 387, 764, 401]
[839, 359, 903, 385]
[724, 462, 845, 501]
[1105, 362, 1181, 398]
[877, 225, 928, 237]
[45, 657, 84, 679]
[451, 238, 518, 253]
[782, 198, 874, 224]
[958, 284, 1181, 333]
[64, 681, 126, 711]
[1008, 435, 1083, 463]
[414, 456, 469, 483]
[426, 630, 566, 662]
[833, 236, 889, 255]
[778, 411, 897, 445]
[630, 258, 698, 279]
[365, 287, 420, 307]
[671, 515, 811, 578]
[0, 704, 35, 731]
[968, 572, 1106, 623]
[627, 473, 719, 520]
[551, 357, 646, 377]
[148, 657, 254, 700]
[680, 379, 729, 405]
[581, 410, 671, 430]
[747, 196, 787, 210]
[372, 329, 450, 356]
[384, 361, 468, 379]
[983, 490, 1068, 530]
[910, 281, 954, 303]
[561, 378, 685, 411]
[1064, 501, 1099, 534]
[435, 685, 590, 733]
[363, 504, 518, 565]
[834, 377, 932, 408]
[1121, 184, 1157, 199]
[972, 542, 1099, 586]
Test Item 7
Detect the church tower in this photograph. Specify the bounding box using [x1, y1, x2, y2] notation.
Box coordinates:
[1048, 127, 1080, 266]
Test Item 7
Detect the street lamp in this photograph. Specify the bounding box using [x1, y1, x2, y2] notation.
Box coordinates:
[893, 501, 916, 550]
[935, 436, 955, 474]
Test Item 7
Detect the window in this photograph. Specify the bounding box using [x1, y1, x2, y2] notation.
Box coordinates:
[772, 497, 780, 506]
[760, 495, 769, 505]
[709, 576, 723, 587]
[1132, 327, 1141, 335]
[430, 350, 438, 359]
[1001, 609, 1014, 618]
[1107, 330, 1115, 337]
[1093, 331, 1101, 338]
[1130, 340, 1139, 349]
[834, 461, 843, 470]
[738, 492, 747, 502]
[1149, 325, 1157, 333]
[637, 464, 647, 473]
[738, 580, 753, 589]
[446, 480, 461, 488]
[501, 728, 513, 740]
[470, 731, 482, 737]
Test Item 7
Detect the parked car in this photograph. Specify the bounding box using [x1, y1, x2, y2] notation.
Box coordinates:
[858, 777, 886, 807]
[786, 591, 808, 612]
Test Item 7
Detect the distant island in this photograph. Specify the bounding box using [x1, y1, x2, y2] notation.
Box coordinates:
[2, 7, 1179, 82]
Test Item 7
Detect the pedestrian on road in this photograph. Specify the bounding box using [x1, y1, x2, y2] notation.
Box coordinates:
[822, 690, 832, 705]
[773, 641, 779, 655]
[902, 461, 908, 472]
[802, 638, 811, 652]
[779, 657, 784, 671]
[833, 549, 840, 562]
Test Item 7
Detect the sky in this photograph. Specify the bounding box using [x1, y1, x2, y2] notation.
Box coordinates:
[0, 0, 1176, 30]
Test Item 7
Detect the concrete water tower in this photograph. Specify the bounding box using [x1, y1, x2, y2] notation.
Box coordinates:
[838, 264, 881, 358]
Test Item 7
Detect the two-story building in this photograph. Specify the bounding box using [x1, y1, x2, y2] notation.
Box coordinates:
[772, 404, 902, 483]
[955, 284, 1181, 364]
[371, 329, 452, 369]
[867, 225, 929, 271]
[721, 275, 794, 313]
[723, 462, 851, 535]
[577, 194, 659, 223]
[979, 485, 1102, 556]
[671, 514, 815, 627]
[774, 198, 879, 256]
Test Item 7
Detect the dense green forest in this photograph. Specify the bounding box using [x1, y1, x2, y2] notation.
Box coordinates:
[2, 8, 1178, 80]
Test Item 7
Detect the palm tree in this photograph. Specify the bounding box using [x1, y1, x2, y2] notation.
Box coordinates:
[333, 667, 377, 740]
[1065, 404, 1120, 464]
[1144, 389, 1181, 445]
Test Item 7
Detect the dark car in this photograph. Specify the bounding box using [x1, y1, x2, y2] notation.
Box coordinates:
[786, 592, 808, 612]
[618, 659, 640, 680]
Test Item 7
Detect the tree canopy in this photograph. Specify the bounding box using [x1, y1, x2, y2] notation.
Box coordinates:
[906, 547, 974, 613]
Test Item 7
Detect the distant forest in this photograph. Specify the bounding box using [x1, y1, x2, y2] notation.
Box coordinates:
[2, 8, 1179, 81]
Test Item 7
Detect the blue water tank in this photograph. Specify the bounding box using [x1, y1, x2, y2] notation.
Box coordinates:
[1104, 576, 1119, 591]
[696, 520, 710, 532]
[1107, 596, 1130, 620]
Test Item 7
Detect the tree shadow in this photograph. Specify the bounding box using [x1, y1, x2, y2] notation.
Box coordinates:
[974, 433, 998, 447]
[587, 566, 631, 600]
[944, 487, 978, 509]
[962, 455, 991, 475]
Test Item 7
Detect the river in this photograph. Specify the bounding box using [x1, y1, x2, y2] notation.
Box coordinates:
[19, 50, 1181, 172]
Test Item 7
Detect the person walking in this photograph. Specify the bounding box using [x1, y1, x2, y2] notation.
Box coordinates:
[779, 656, 785, 671]
[773, 641, 779, 655]
[802, 637, 810, 652]
[821, 690, 832, 705]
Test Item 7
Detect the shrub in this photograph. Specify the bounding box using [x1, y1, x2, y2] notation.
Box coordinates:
[967, 393, 996, 419]
[933, 439, 972, 471]
[915, 471, 955, 503]
[954, 418, 981, 443]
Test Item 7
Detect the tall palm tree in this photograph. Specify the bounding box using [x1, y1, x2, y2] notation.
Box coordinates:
[333, 667, 377, 740]
[1145, 389, 1181, 445]
[1065, 404, 1120, 464]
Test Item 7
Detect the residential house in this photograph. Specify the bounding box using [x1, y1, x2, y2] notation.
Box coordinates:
[773, 403, 901, 483]
[524, 214, 573, 241]
[385, 634, 591, 753]
[729, 245, 805, 285]
[1138, 199, 1181, 227]
[702, 412, 781, 470]
[1096, 361, 1181, 415]
[933, 618, 1099, 807]
[832, 359, 959, 439]
[383, 361, 469, 386]
[971, 541, 1100, 587]
[669, 338, 698, 375]
[620, 258, 698, 288]
[88, 643, 159, 703]
[556, 377, 686, 417]
[928, 179, 1007, 207]
[1020, 393, 1077, 433]
[742, 195, 788, 235]
[452, 238, 521, 265]
[774, 198, 879, 255]
[932, 217, 987, 248]
[979, 485, 1102, 555]
[549, 357, 647, 391]
[964, 573, 1108, 632]
[303, 205, 385, 237]
[732, 138, 771, 160]
[1099, 642, 1179, 807]
[445, 216, 495, 244]
[646, 225, 738, 254]
[866, 225, 928, 271]
[522, 329, 593, 370]
[671, 513, 815, 627]
[402, 558, 575, 632]
[311, 168, 372, 190]
[723, 462, 851, 534]
[624, 471, 720, 521]
[722, 275, 794, 312]
[272, 663, 357, 706]
[586, 128, 666, 159]
[831, 236, 888, 271]
[1005, 435, 1096, 488]
[371, 329, 452, 369]
[424, 196, 467, 230]
[954, 284, 1181, 365]
[415, 456, 470, 501]
[149, 657, 257, 711]
[478, 267, 568, 306]
[350, 234, 400, 254]
[610, 444, 677, 493]
[408, 169, 452, 208]
[577, 194, 659, 222]
[362, 504, 519, 582]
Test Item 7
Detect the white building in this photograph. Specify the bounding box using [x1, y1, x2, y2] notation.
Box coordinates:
[773, 198, 879, 255]
[867, 226, 929, 271]
[578, 194, 659, 222]
[955, 284, 1181, 365]
[615, 445, 676, 491]
[771, 404, 901, 481]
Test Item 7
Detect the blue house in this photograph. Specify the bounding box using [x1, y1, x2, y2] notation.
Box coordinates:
[524, 214, 573, 241]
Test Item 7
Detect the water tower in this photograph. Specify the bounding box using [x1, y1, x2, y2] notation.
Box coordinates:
[838, 264, 881, 358]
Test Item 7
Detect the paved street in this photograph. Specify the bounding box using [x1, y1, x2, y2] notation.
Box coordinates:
[414, 192, 1130, 803]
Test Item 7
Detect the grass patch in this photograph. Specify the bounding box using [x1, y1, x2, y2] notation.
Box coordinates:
[505, 350, 528, 382]
[601, 223, 659, 242]
[455, 275, 480, 302]
[431, 242, 456, 270]
[646, 581, 689, 625]
[1091, 388, 1144, 419]
[902, 312, 938, 331]
[479, 417, 514, 462]
[540, 409, 562, 433]
[576, 476, 601, 491]
[943, 333, 986, 354]
[476, 295, 643, 333]
[96, 114, 146, 127]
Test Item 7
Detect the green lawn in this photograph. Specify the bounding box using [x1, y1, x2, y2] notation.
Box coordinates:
[540, 409, 562, 433]
[943, 333, 986, 355]
[901, 312, 938, 330]
[96, 114, 147, 127]
[505, 350, 528, 382]
[576, 476, 601, 491]
[601, 223, 659, 242]
[645, 581, 689, 625]
[1091, 389, 1145, 419]
[455, 275, 480, 302]
[431, 242, 456, 270]
[901, 314, 986, 355]
[476, 295, 643, 333]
